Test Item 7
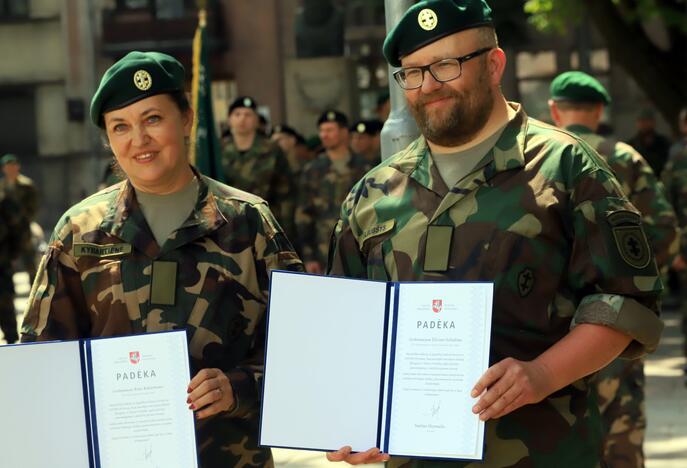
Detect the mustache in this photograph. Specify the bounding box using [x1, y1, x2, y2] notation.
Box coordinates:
[415, 90, 460, 107]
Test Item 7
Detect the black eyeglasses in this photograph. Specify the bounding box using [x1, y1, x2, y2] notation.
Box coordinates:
[393, 47, 493, 90]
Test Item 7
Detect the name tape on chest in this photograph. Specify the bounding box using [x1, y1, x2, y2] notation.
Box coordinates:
[73, 242, 132, 258]
[360, 220, 395, 245]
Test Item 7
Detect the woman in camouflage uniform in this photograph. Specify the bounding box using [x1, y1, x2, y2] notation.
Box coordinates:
[21, 51, 303, 467]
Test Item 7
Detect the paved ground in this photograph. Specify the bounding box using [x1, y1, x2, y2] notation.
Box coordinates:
[3, 272, 685, 467]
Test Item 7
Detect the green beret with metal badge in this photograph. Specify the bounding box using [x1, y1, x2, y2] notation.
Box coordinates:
[383, 0, 493, 67]
[550, 71, 612, 105]
[229, 96, 258, 114]
[90, 51, 185, 127]
[317, 110, 349, 127]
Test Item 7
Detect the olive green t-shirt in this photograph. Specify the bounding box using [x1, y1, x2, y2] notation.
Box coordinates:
[330, 154, 351, 173]
[135, 177, 199, 247]
[432, 124, 508, 189]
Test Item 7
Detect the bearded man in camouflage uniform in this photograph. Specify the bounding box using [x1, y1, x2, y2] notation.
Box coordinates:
[548, 71, 679, 468]
[222, 96, 296, 243]
[325, 1, 664, 467]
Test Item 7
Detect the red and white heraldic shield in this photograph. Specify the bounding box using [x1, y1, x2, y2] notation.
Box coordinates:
[432, 299, 442, 313]
[129, 351, 141, 364]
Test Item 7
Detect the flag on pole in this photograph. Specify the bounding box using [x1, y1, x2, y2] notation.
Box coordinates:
[190, 7, 224, 182]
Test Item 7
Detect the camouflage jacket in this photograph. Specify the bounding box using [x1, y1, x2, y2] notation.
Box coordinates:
[222, 134, 296, 243]
[570, 125, 679, 272]
[0, 187, 21, 265]
[295, 151, 371, 265]
[0, 174, 39, 247]
[328, 104, 663, 468]
[662, 138, 687, 258]
[21, 170, 303, 468]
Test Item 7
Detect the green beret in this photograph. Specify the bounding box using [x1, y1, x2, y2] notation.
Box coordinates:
[90, 51, 185, 127]
[550, 71, 611, 105]
[1, 154, 18, 165]
[229, 96, 258, 114]
[383, 0, 493, 67]
[317, 110, 349, 127]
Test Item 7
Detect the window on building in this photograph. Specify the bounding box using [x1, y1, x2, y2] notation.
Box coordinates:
[115, 0, 190, 18]
[0, 0, 29, 18]
[115, 0, 151, 9]
[0, 88, 37, 155]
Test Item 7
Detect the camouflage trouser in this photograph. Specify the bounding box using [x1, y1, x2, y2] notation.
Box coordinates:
[0, 267, 17, 344]
[594, 358, 646, 468]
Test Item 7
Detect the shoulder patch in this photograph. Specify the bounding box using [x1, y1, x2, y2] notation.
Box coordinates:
[73, 242, 132, 258]
[607, 211, 651, 269]
[360, 220, 395, 244]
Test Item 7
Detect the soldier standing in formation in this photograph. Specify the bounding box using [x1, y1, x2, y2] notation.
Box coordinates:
[0, 153, 40, 281]
[350, 119, 383, 166]
[221, 96, 296, 241]
[548, 70, 679, 468]
[20, 51, 303, 467]
[0, 183, 20, 344]
[295, 110, 371, 274]
[662, 106, 687, 386]
[326, 1, 663, 466]
[628, 109, 673, 176]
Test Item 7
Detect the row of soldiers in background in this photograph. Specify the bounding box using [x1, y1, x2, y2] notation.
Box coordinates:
[220, 96, 383, 275]
[97, 93, 390, 274]
[0, 154, 40, 345]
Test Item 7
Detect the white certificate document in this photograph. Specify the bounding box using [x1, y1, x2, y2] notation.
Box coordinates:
[260, 272, 493, 461]
[0, 341, 91, 468]
[89, 331, 198, 468]
[384, 282, 493, 459]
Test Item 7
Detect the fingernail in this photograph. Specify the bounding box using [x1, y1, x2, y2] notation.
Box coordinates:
[187, 387, 192, 393]
[471, 389, 478, 397]
[472, 405, 480, 413]
[186, 397, 191, 404]
[189, 404, 195, 410]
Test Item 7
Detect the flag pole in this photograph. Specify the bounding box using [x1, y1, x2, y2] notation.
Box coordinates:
[189, 6, 206, 165]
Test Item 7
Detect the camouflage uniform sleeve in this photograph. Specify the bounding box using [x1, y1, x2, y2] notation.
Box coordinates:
[567, 153, 663, 358]
[326, 182, 367, 278]
[269, 146, 297, 243]
[24, 182, 40, 221]
[661, 147, 687, 258]
[0, 194, 22, 261]
[224, 202, 303, 418]
[622, 144, 679, 272]
[295, 164, 320, 264]
[20, 217, 91, 342]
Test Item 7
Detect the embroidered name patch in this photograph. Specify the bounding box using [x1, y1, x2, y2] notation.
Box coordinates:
[360, 220, 395, 245]
[73, 243, 132, 258]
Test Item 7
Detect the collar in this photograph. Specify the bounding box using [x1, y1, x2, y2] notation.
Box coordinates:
[393, 102, 528, 196]
[100, 166, 227, 257]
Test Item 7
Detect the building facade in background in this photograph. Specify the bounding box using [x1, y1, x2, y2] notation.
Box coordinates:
[0, 0, 675, 231]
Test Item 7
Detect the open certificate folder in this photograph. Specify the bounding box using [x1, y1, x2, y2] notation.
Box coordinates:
[260, 271, 493, 461]
[0, 330, 198, 468]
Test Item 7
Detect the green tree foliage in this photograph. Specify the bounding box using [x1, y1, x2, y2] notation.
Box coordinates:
[523, 0, 687, 132]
